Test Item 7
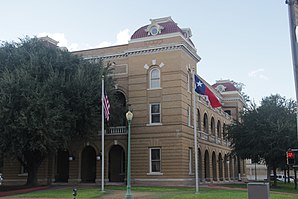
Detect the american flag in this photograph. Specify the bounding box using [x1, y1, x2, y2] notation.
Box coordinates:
[103, 91, 110, 121]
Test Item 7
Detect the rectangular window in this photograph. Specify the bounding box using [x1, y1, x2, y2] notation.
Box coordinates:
[150, 148, 161, 173]
[189, 148, 193, 174]
[150, 103, 161, 124]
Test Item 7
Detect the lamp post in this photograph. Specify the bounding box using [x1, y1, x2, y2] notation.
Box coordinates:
[124, 111, 133, 199]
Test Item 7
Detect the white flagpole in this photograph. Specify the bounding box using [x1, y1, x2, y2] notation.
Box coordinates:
[193, 72, 199, 193]
[101, 75, 105, 192]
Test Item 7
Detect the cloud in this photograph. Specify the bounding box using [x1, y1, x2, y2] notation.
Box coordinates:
[115, 28, 130, 45]
[96, 41, 112, 48]
[95, 28, 130, 48]
[248, 68, 269, 80]
[38, 29, 130, 51]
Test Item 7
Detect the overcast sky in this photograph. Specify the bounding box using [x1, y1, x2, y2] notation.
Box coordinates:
[0, 0, 295, 104]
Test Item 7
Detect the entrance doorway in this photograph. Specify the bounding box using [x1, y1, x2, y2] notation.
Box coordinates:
[81, 146, 96, 183]
[55, 150, 69, 182]
[109, 145, 125, 182]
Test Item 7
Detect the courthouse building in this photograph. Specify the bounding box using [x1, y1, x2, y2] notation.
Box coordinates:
[3, 17, 246, 186]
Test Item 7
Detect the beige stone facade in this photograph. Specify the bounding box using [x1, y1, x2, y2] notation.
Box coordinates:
[2, 17, 246, 186]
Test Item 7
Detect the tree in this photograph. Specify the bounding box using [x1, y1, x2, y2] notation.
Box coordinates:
[0, 37, 116, 186]
[227, 94, 297, 185]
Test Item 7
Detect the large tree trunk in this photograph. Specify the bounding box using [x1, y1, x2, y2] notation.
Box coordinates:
[24, 151, 45, 186]
[26, 163, 39, 186]
[272, 166, 277, 187]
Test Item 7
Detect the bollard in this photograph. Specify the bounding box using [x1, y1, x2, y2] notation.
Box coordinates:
[73, 188, 77, 199]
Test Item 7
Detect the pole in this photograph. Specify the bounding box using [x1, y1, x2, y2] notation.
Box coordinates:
[101, 76, 105, 192]
[286, 0, 298, 140]
[295, 168, 297, 189]
[124, 119, 132, 199]
[193, 72, 199, 193]
[254, 163, 257, 181]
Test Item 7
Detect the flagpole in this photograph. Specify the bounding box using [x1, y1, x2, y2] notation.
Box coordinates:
[193, 72, 199, 193]
[101, 75, 105, 192]
[286, 0, 298, 140]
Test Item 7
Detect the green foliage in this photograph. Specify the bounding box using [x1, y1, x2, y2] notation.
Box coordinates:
[227, 94, 297, 171]
[0, 37, 116, 185]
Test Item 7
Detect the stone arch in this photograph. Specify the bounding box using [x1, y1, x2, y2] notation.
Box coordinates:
[81, 145, 96, 183]
[109, 145, 125, 182]
[204, 150, 210, 181]
[218, 153, 223, 181]
[212, 151, 217, 181]
[55, 150, 69, 182]
[224, 154, 229, 179]
[198, 148, 203, 180]
[111, 90, 127, 126]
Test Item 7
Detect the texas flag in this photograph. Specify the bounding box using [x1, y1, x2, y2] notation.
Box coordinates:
[194, 74, 221, 108]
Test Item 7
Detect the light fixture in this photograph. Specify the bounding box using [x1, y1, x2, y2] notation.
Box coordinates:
[126, 111, 133, 121]
[68, 155, 75, 161]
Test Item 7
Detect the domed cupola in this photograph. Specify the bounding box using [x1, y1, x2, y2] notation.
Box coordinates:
[130, 16, 195, 47]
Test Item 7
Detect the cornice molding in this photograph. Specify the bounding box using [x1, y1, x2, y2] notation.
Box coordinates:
[84, 43, 201, 62]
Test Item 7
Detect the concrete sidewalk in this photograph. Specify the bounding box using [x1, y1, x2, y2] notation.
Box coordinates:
[0, 186, 50, 198]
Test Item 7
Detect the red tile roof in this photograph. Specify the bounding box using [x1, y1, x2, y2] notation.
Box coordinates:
[131, 20, 195, 46]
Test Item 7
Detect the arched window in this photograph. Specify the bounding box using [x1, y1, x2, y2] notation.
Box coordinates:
[223, 123, 226, 138]
[211, 117, 215, 136]
[217, 120, 221, 138]
[197, 109, 201, 131]
[203, 113, 208, 133]
[150, 68, 160, 89]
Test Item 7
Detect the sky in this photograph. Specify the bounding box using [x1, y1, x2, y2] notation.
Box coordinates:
[0, 0, 296, 104]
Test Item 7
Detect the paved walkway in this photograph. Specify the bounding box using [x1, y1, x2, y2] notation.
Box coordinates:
[0, 186, 49, 198]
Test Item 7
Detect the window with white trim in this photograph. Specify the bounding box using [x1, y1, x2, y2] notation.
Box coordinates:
[149, 148, 161, 173]
[187, 72, 192, 92]
[187, 105, 191, 127]
[150, 103, 161, 124]
[189, 148, 193, 174]
[150, 68, 160, 89]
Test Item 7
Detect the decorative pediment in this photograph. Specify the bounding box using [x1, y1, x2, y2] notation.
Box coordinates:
[145, 22, 164, 36]
[215, 84, 226, 93]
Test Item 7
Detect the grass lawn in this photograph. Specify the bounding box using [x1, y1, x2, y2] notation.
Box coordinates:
[7, 185, 298, 199]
